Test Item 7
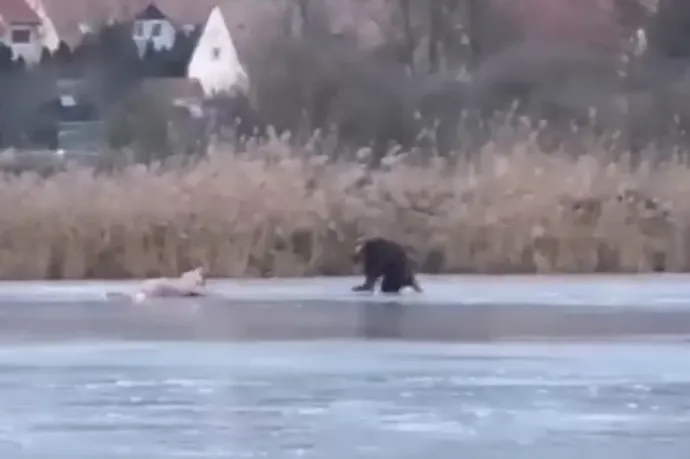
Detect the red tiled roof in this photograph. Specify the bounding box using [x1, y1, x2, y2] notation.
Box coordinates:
[0, 0, 41, 24]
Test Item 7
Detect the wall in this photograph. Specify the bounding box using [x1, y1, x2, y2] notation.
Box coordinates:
[187, 6, 248, 96]
[1, 23, 43, 63]
[132, 18, 176, 56]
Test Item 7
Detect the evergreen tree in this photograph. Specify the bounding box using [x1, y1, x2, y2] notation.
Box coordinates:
[142, 40, 167, 77]
[0, 44, 12, 73]
[648, 0, 690, 58]
[40, 47, 52, 65]
[167, 30, 197, 76]
[70, 22, 144, 104]
[53, 41, 73, 66]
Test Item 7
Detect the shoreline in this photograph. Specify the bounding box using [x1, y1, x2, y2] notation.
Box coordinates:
[4, 271, 690, 282]
[0, 273, 689, 306]
[0, 275, 688, 343]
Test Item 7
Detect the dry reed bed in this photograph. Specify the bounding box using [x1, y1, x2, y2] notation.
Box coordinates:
[0, 138, 689, 279]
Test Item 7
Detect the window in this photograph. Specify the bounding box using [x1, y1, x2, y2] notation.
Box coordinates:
[78, 22, 92, 34]
[59, 95, 77, 107]
[11, 29, 30, 44]
[211, 47, 220, 60]
[134, 22, 144, 37]
[151, 22, 162, 37]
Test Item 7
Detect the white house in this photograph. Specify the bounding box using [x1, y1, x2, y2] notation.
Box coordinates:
[132, 3, 176, 57]
[0, 0, 46, 64]
[186, 5, 248, 97]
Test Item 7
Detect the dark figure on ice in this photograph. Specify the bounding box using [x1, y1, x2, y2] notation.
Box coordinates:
[352, 237, 423, 294]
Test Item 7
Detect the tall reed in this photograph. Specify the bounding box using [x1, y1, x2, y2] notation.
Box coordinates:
[0, 134, 687, 279]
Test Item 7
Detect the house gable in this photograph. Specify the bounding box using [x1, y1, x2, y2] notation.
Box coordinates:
[187, 5, 248, 97]
[0, 0, 41, 25]
[132, 2, 176, 56]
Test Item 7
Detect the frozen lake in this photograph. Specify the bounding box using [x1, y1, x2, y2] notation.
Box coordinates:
[3, 275, 690, 341]
[1, 275, 690, 458]
[5, 274, 690, 308]
[0, 340, 689, 459]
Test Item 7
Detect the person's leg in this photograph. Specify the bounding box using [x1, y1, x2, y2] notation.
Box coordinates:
[404, 272, 423, 292]
[353, 271, 379, 291]
[380, 275, 402, 293]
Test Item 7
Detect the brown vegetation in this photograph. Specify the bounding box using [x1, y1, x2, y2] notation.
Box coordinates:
[0, 128, 689, 280]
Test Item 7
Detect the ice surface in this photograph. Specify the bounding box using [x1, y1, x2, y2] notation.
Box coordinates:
[0, 274, 690, 308]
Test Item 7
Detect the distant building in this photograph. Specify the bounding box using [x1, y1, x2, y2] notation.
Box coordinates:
[132, 3, 177, 56]
[187, 5, 248, 97]
[0, 0, 44, 63]
[27, 0, 216, 52]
